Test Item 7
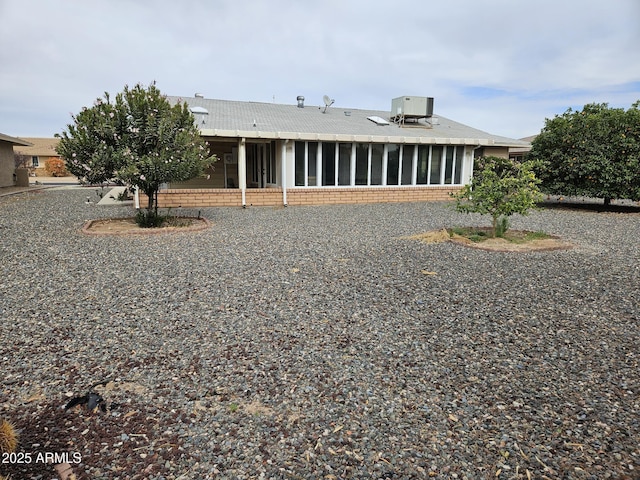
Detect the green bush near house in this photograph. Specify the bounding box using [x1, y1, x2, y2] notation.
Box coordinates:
[450, 155, 543, 237]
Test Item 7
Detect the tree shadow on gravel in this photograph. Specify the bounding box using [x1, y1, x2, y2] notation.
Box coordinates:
[1, 399, 192, 480]
[539, 201, 640, 214]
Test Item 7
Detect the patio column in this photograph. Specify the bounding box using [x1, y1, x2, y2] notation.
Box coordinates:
[281, 140, 288, 206]
[238, 138, 247, 207]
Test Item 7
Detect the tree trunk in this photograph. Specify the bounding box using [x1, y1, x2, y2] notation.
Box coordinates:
[604, 197, 612, 206]
[491, 215, 497, 238]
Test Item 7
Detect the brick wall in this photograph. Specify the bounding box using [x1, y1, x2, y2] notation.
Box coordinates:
[147, 186, 461, 208]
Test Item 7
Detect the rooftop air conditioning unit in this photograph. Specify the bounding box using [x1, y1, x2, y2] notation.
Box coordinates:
[391, 96, 434, 125]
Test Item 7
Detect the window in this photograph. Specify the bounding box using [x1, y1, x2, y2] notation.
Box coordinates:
[322, 142, 335, 186]
[32, 156, 39, 167]
[430, 146, 443, 184]
[454, 147, 464, 184]
[307, 142, 318, 186]
[386, 144, 400, 185]
[355, 143, 368, 185]
[293, 141, 465, 188]
[417, 146, 429, 184]
[338, 143, 351, 186]
[444, 147, 455, 184]
[370, 144, 384, 185]
[295, 141, 305, 186]
[401, 145, 414, 185]
[269, 142, 276, 184]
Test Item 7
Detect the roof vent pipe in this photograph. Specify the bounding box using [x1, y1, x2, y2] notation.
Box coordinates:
[297, 96, 305, 108]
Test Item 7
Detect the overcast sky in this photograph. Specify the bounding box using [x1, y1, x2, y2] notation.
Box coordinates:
[1, 0, 639, 139]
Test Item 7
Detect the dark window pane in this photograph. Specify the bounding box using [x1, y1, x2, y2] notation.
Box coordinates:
[338, 143, 351, 186]
[387, 144, 400, 185]
[355, 143, 368, 185]
[308, 142, 317, 186]
[454, 147, 463, 184]
[444, 146, 455, 184]
[371, 144, 383, 185]
[322, 142, 335, 186]
[417, 146, 428, 184]
[295, 141, 305, 186]
[430, 146, 443, 184]
[401, 145, 414, 185]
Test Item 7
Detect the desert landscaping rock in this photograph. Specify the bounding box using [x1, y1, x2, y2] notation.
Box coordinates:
[0, 188, 638, 479]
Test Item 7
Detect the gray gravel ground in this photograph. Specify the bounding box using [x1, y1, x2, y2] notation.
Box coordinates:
[0, 187, 638, 480]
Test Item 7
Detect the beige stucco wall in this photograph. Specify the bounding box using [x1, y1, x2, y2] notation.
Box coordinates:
[0, 141, 15, 187]
[475, 146, 510, 159]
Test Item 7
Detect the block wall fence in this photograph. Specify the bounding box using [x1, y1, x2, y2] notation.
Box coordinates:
[141, 186, 461, 208]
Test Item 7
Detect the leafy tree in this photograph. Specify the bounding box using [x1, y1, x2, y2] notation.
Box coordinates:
[57, 82, 215, 222]
[56, 92, 127, 186]
[451, 156, 543, 237]
[529, 102, 640, 205]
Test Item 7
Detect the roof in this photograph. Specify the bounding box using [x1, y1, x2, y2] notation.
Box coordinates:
[0, 133, 32, 147]
[509, 135, 537, 154]
[13, 137, 59, 156]
[167, 96, 528, 148]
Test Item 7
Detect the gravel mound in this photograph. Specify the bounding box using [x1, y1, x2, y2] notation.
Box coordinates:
[0, 188, 638, 479]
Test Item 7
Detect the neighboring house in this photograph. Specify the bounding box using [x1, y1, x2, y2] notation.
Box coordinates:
[0, 133, 32, 187]
[509, 135, 536, 162]
[155, 94, 529, 207]
[14, 137, 61, 175]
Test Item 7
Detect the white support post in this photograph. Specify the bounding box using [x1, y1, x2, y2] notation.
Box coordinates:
[398, 145, 403, 185]
[238, 138, 247, 207]
[412, 144, 418, 185]
[334, 143, 339, 186]
[382, 144, 388, 186]
[281, 140, 288, 206]
[367, 143, 372, 186]
[317, 142, 323, 186]
[350, 142, 356, 186]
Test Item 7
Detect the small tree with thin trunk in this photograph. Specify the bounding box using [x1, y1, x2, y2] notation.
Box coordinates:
[451, 156, 543, 237]
[57, 82, 216, 226]
[14, 152, 30, 169]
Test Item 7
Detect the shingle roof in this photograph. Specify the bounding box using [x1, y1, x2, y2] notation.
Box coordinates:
[13, 137, 59, 156]
[167, 96, 528, 148]
[0, 133, 32, 147]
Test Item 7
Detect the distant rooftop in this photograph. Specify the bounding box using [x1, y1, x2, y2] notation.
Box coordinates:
[13, 137, 59, 156]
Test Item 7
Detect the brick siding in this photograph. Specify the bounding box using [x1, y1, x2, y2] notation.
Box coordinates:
[144, 186, 461, 208]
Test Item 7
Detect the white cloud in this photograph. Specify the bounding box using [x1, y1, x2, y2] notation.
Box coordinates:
[0, 0, 638, 138]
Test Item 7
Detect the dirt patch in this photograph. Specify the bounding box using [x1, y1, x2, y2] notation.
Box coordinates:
[407, 228, 574, 252]
[82, 217, 211, 235]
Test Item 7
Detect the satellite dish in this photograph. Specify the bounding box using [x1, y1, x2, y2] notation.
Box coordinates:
[322, 95, 335, 113]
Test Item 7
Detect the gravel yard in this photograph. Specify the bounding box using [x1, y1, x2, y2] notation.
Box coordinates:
[1, 187, 638, 480]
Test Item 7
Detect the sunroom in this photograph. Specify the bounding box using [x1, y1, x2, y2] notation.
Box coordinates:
[156, 95, 525, 208]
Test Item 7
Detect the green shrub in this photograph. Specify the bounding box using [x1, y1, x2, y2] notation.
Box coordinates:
[495, 216, 509, 237]
[135, 209, 166, 228]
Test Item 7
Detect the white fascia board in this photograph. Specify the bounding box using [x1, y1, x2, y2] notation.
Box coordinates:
[199, 128, 509, 147]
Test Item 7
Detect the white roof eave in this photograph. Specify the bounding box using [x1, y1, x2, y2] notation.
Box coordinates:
[199, 129, 513, 147]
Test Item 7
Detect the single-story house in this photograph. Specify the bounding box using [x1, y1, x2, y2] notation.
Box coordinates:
[153, 95, 528, 207]
[14, 137, 61, 175]
[509, 135, 536, 163]
[0, 133, 32, 187]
